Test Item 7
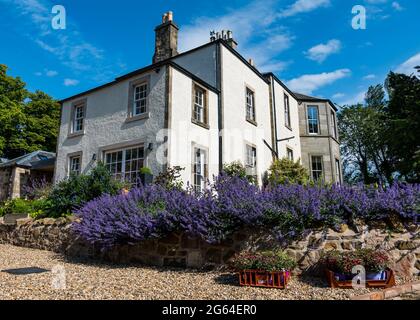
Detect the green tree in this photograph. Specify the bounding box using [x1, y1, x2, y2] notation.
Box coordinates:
[0, 64, 60, 158]
[385, 72, 420, 182]
[338, 85, 395, 184]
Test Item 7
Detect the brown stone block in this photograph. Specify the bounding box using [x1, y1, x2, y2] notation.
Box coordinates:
[205, 248, 222, 264]
[180, 234, 199, 249]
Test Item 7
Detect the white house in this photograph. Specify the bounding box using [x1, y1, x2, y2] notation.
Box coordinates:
[55, 12, 341, 189]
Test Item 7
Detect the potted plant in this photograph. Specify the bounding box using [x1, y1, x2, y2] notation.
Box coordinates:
[139, 167, 153, 185]
[230, 250, 296, 289]
[321, 249, 395, 288]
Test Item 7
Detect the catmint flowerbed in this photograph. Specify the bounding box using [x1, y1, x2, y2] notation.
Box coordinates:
[74, 175, 420, 249]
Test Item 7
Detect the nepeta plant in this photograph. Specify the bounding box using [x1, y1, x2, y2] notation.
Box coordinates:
[73, 175, 419, 249]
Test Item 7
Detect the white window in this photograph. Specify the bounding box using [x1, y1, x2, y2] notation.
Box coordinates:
[311, 156, 323, 181]
[307, 106, 319, 134]
[335, 159, 341, 183]
[105, 146, 145, 184]
[72, 103, 85, 133]
[193, 148, 207, 192]
[69, 156, 81, 176]
[245, 145, 257, 169]
[284, 94, 291, 128]
[193, 85, 205, 123]
[287, 148, 294, 161]
[331, 110, 337, 139]
[246, 88, 255, 122]
[133, 83, 148, 116]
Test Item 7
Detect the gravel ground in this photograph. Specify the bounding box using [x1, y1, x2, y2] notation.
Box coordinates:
[0, 244, 416, 300]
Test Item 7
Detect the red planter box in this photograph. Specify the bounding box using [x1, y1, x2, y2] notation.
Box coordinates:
[325, 268, 396, 289]
[239, 270, 291, 289]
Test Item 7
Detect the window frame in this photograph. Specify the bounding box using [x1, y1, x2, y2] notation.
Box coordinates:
[335, 158, 342, 184]
[127, 76, 150, 122]
[245, 143, 257, 179]
[67, 152, 83, 177]
[191, 83, 209, 129]
[103, 144, 145, 184]
[245, 85, 257, 125]
[69, 99, 87, 137]
[286, 147, 294, 161]
[331, 109, 338, 139]
[307, 105, 320, 135]
[310, 155, 324, 181]
[133, 83, 148, 116]
[192, 146, 208, 192]
[284, 93, 291, 129]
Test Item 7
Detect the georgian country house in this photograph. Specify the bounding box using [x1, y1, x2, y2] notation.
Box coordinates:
[55, 12, 342, 190]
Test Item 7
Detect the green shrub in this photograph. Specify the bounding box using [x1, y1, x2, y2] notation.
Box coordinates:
[223, 161, 256, 184]
[154, 166, 185, 190]
[265, 158, 309, 186]
[0, 198, 32, 216]
[46, 162, 125, 217]
[0, 198, 50, 218]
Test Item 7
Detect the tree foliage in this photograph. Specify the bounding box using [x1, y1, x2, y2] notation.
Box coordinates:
[0, 65, 60, 159]
[338, 71, 420, 184]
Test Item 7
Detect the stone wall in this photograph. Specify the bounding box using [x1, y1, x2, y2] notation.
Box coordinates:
[0, 217, 418, 277]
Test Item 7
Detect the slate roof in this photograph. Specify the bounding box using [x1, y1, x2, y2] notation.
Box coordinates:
[0, 151, 56, 169]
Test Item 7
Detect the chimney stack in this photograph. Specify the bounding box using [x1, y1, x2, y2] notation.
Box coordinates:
[153, 11, 179, 63]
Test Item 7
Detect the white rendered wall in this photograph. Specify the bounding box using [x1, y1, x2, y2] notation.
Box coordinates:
[167, 67, 219, 185]
[272, 80, 302, 161]
[55, 68, 167, 183]
[220, 46, 273, 184]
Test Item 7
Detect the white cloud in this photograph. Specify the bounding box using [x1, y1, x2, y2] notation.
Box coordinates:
[64, 78, 79, 86]
[395, 53, 420, 75]
[286, 69, 351, 94]
[279, 0, 330, 18]
[363, 74, 376, 80]
[392, 1, 403, 11]
[179, 1, 293, 73]
[365, 0, 387, 4]
[338, 91, 366, 106]
[305, 39, 341, 63]
[179, 0, 329, 73]
[45, 70, 58, 77]
[34, 69, 58, 77]
[332, 93, 345, 99]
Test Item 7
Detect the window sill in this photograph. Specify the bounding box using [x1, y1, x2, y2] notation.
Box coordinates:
[67, 131, 85, 139]
[191, 119, 210, 130]
[125, 112, 150, 123]
[246, 118, 258, 127]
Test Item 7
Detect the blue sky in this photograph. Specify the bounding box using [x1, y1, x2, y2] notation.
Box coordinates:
[0, 0, 419, 105]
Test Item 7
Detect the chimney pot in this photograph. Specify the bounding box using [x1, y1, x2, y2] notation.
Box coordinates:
[248, 58, 254, 66]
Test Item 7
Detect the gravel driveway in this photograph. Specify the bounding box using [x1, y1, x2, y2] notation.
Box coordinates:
[0, 244, 413, 300]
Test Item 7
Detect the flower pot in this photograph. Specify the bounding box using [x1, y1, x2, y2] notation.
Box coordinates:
[325, 268, 395, 289]
[366, 270, 387, 281]
[239, 270, 291, 289]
